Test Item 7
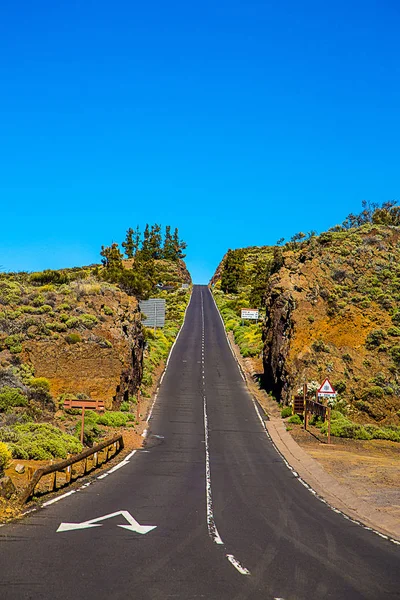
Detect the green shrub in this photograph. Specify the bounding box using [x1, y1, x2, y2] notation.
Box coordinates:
[288, 414, 302, 424]
[311, 339, 329, 352]
[365, 329, 387, 349]
[29, 270, 69, 286]
[390, 346, 400, 364]
[388, 326, 400, 337]
[4, 334, 23, 354]
[47, 321, 67, 332]
[65, 333, 81, 344]
[103, 306, 114, 316]
[29, 377, 51, 392]
[2, 423, 82, 459]
[39, 304, 53, 313]
[97, 411, 135, 427]
[65, 317, 80, 329]
[120, 401, 130, 412]
[281, 406, 292, 418]
[31, 294, 45, 307]
[75, 421, 101, 446]
[58, 303, 71, 311]
[319, 411, 400, 442]
[361, 386, 384, 400]
[0, 442, 12, 472]
[334, 380, 347, 394]
[0, 387, 28, 411]
[80, 314, 98, 329]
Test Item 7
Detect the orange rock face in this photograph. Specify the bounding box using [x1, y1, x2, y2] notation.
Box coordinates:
[21, 287, 144, 409]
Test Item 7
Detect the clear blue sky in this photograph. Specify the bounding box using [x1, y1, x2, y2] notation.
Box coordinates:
[1, 1, 399, 283]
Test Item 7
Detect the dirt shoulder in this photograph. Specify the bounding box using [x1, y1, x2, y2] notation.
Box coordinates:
[227, 332, 400, 541]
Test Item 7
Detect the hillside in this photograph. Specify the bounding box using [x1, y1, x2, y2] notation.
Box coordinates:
[212, 208, 400, 429]
[0, 252, 191, 478]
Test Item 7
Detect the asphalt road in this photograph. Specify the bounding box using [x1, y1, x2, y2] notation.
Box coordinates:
[0, 285, 398, 599]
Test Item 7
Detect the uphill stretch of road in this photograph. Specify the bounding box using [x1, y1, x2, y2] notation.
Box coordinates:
[0, 285, 398, 599]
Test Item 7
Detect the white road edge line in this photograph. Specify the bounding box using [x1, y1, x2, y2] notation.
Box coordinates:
[144, 289, 194, 430]
[208, 287, 400, 547]
[226, 554, 251, 575]
[42, 490, 76, 507]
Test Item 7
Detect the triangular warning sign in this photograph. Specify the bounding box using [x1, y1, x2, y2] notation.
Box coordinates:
[317, 378, 336, 394]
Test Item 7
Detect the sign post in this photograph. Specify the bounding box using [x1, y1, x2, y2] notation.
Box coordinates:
[316, 378, 336, 444]
[63, 399, 105, 445]
[81, 407, 85, 444]
[240, 308, 259, 322]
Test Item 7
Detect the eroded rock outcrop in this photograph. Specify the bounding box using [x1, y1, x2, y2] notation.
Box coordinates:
[22, 289, 144, 409]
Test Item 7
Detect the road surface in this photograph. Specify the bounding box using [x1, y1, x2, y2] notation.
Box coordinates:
[0, 285, 398, 599]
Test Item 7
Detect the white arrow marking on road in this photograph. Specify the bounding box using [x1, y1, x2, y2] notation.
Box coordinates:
[57, 510, 157, 534]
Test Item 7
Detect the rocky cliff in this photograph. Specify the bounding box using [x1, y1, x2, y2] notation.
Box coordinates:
[262, 225, 400, 425]
[212, 222, 400, 425]
[0, 257, 190, 409]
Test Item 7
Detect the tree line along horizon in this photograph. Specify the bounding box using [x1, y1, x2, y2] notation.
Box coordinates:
[100, 224, 187, 298]
[220, 200, 400, 306]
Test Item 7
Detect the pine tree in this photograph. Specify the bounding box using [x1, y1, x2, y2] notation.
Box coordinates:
[249, 259, 271, 307]
[141, 224, 151, 260]
[220, 249, 244, 294]
[122, 228, 135, 258]
[149, 224, 162, 259]
[100, 243, 124, 270]
[133, 226, 141, 256]
[163, 226, 175, 260]
[172, 228, 187, 260]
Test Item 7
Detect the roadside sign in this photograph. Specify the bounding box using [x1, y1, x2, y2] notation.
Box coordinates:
[241, 308, 259, 320]
[140, 299, 166, 329]
[293, 396, 305, 415]
[63, 399, 105, 444]
[317, 378, 336, 398]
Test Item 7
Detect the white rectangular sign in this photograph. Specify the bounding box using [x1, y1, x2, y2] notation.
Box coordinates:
[241, 309, 259, 320]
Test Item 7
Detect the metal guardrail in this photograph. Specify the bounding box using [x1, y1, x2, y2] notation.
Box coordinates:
[20, 434, 124, 504]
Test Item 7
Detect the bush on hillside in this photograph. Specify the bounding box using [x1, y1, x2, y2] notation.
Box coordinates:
[287, 414, 302, 424]
[0, 387, 28, 412]
[29, 377, 51, 392]
[281, 406, 292, 418]
[320, 411, 400, 442]
[80, 314, 98, 329]
[29, 270, 69, 286]
[0, 423, 82, 460]
[390, 346, 400, 364]
[65, 333, 81, 344]
[0, 442, 12, 472]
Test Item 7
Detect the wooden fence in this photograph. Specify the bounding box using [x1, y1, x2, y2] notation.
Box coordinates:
[20, 434, 124, 504]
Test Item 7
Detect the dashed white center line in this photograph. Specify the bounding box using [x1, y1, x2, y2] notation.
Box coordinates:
[226, 554, 251, 575]
[200, 291, 252, 577]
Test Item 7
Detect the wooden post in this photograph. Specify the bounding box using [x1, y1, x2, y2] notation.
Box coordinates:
[93, 451, 98, 468]
[51, 471, 57, 492]
[137, 389, 141, 422]
[27, 466, 34, 481]
[327, 406, 332, 444]
[80, 406, 85, 445]
[292, 395, 294, 415]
